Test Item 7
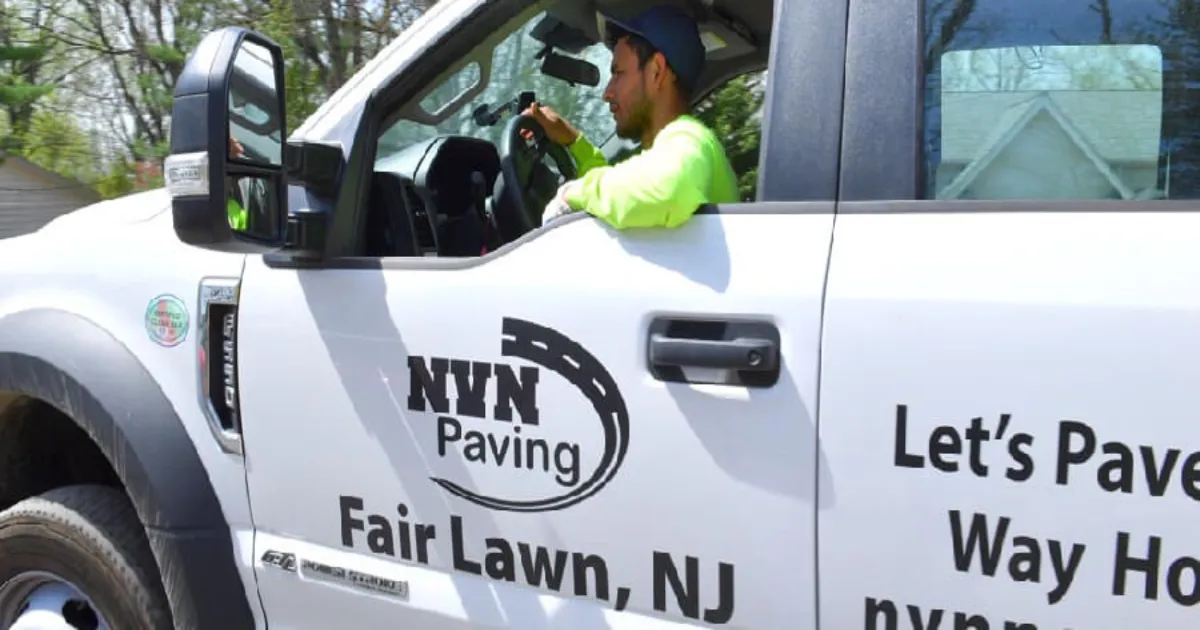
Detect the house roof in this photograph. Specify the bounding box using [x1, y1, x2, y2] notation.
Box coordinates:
[940, 92, 1135, 200]
[0, 153, 101, 198]
[0, 153, 102, 239]
[939, 89, 1163, 165]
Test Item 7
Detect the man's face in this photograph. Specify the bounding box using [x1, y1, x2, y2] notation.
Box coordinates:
[604, 37, 655, 140]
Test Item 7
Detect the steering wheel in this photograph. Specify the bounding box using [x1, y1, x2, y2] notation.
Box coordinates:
[492, 114, 578, 243]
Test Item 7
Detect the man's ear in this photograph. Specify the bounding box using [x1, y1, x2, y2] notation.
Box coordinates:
[649, 52, 670, 89]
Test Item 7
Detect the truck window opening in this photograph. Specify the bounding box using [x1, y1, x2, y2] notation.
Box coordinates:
[923, 0, 1195, 202]
[359, 1, 773, 260]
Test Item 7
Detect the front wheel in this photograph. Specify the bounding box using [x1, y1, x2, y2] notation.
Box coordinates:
[0, 485, 172, 629]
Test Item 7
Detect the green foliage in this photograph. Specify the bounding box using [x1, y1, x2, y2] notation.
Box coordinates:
[145, 44, 188, 67]
[0, 82, 53, 107]
[94, 158, 137, 198]
[131, 136, 171, 162]
[0, 44, 49, 62]
[693, 71, 765, 201]
[136, 72, 175, 114]
[262, 0, 322, 126]
[20, 109, 95, 177]
[0, 40, 56, 165]
[0, 43, 54, 109]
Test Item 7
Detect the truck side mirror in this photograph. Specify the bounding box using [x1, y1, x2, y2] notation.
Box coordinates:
[165, 28, 288, 252]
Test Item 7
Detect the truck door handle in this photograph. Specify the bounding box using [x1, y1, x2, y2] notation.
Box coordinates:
[649, 334, 778, 371]
[646, 318, 781, 388]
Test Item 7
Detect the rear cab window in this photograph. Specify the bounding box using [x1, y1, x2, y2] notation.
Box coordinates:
[923, 0, 1198, 201]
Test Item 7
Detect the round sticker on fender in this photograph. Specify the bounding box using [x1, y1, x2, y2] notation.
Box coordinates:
[145, 294, 190, 347]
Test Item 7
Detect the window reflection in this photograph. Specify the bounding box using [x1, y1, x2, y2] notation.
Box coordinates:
[922, 0, 1200, 200]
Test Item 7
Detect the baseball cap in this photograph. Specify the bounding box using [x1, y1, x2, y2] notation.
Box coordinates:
[600, 4, 707, 92]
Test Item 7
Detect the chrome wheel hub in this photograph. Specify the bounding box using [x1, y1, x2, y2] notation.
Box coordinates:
[0, 573, 108, 630]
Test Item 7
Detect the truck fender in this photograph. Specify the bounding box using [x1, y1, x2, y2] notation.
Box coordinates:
[0, 308, 256, 630]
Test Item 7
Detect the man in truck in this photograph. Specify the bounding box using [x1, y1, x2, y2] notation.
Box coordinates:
[227, 134, 250, 230]
[226, 133, 271, 232]
[529, 4, 739, 229]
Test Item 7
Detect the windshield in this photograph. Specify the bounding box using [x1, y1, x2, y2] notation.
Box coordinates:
[377, 10, 616, 160]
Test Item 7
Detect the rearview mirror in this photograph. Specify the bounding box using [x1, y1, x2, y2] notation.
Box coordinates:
[541, 51, 601, 87]
[165, 28, 288, 252]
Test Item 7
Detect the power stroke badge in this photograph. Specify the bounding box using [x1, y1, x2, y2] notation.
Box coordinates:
[406, 317, 630, 512]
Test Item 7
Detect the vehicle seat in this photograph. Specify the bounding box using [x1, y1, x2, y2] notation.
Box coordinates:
[364, 172, 420, 258]
[431, 169, 494, 257]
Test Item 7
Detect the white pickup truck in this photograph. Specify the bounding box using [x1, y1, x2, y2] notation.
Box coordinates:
[0, 0, 1195, 627]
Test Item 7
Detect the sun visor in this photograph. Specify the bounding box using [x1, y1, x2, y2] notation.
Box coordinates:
[698, 21, 754, 61]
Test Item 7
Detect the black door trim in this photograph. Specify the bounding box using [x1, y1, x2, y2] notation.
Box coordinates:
[757, 0, 851, 203]
[838, 0, 923, 202]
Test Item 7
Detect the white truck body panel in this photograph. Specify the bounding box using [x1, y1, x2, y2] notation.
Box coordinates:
[236, 212, 833, 628]
[3, 0, 1195, 627]
[0, 191, 264, 628]
[818, 210, 1200, 628]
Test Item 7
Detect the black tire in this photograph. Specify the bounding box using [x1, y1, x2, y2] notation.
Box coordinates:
[0, 484, 172, 629]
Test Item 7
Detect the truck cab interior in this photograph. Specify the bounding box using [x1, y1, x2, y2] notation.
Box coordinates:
[360, 0, 772, 259]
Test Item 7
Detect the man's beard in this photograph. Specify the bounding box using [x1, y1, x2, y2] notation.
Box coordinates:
[615, 96, 653, 141]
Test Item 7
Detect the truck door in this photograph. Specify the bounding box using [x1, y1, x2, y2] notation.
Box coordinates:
[234, 1, 847, 628]
[819, 0, 1200, 628]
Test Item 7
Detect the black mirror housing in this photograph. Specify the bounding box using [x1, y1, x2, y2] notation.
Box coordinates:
[165, 27, 289, 253]
[540, 51, 601, 88]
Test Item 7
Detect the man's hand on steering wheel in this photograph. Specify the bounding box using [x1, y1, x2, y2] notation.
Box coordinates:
[518, 102, 584, 225]
[493, 103, 580, 241]
[521, 102, 581, 145]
